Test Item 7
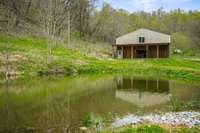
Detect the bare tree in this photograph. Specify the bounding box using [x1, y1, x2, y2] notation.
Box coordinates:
[38, 0, 71, 63]
[0, 0, 37, 29]
[67, 9, 71, 48]
[0, 8, 11, 80]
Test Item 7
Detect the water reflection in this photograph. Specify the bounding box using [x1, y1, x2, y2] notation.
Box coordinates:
[0, 76, 199, 132]
[115, 77, 170, 107]
[115, 77, 169, 93]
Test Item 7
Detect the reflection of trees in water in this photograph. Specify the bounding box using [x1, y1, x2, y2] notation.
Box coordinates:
[169, 82, 200, 100]
[44, 79, 72, 132]
[2, 80, 10, 132]
[115, 77, 169, 93]
[41, 77, 116, 132]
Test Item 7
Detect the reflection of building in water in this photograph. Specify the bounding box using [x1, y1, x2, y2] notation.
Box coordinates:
[115, 77, 169, 93]
[116, 91, 171, 107]
[115, 77, 171, 107]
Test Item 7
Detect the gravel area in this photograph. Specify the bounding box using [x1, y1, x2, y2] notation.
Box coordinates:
[111, 112, 200, 128]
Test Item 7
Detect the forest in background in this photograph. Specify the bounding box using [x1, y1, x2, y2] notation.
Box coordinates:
[0, 0, 200, 54]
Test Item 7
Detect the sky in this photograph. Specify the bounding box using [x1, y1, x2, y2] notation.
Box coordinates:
[100, 0, 200, 12]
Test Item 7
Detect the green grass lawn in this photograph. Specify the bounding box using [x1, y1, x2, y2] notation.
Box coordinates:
[0, 35, 200, 82]
[101, 125, 200, 133]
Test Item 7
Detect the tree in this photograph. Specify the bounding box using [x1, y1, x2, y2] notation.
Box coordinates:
[37, 0, 71, 63]
[171, 32, 191, 52]
[1, 0, 200, 53]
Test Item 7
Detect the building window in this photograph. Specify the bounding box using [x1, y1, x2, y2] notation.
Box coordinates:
[139, 37, 145, 43]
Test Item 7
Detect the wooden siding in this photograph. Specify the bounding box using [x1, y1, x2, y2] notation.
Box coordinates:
[159, 45, 169, 58]
[148, 45, 157, 58]
[123, 46, 131, 58]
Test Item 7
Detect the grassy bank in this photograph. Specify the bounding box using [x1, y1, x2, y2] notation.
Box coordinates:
[0, 35, 200, 82]
[101, 125, 200, 133]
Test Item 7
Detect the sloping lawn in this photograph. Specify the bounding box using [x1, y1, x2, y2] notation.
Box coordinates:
[0, 35, 200, 82]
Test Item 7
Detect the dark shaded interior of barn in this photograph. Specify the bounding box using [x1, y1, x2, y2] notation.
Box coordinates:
[115, 44, 169, 58]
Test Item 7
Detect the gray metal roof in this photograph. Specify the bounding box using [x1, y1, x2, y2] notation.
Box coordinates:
[116, 28, 171, 45]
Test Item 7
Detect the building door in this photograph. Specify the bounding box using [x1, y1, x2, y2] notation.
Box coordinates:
[123, 46, 131, 59]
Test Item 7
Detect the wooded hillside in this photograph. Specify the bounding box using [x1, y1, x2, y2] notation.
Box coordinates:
[0, 0, 200, 53]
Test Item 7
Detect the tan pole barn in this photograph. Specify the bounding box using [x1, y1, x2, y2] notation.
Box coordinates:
[113, 28, 171, 59]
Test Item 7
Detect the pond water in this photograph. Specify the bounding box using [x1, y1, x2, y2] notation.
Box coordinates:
[0, 75, 200, 132]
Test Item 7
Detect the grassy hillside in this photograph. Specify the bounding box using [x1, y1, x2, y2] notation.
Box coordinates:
[0, 35, 200, 81]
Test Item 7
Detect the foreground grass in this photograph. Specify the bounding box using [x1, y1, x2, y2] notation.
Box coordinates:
[102, 125, 200, 133]
[0, 35, 200, 82]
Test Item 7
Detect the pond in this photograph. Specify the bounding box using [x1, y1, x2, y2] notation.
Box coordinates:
[0, 75, 200, 132]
